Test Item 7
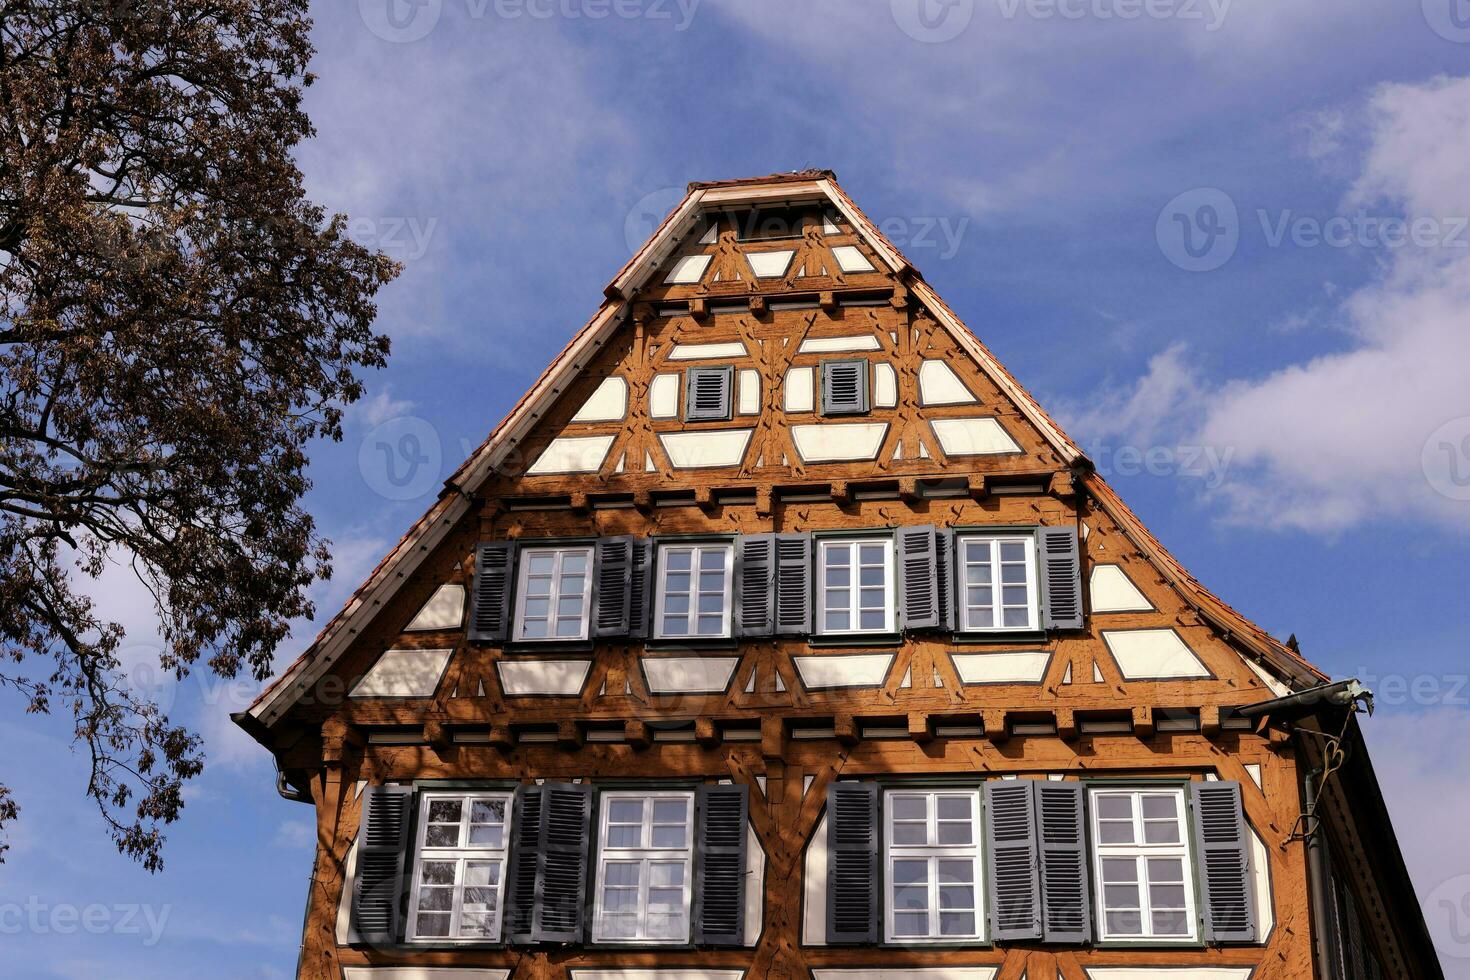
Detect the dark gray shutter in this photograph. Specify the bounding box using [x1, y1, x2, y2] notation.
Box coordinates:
[351, 785, 413, 946]
[735, 534, 775, 637]
[628, 539, 654, 640]
[470, 541, 517, 644]
[1036, 782, 1091, 943]
[935, 528, 955, 631]
[593, 536, 634, 637]
[1190, 781, 1256, 943]
[774, 533, 812, 635]
[1039, 526, 1083, 630]
[986, 781, 1042, 940]
[535, 782, 593, 943]
[694, 784, 749, 945]
[897, 525, 940, 630]
[826, 781, 879, 943]
[684, 365, 733, 422]
[503, 784, 543, 944]
[821, 359, 869, 415]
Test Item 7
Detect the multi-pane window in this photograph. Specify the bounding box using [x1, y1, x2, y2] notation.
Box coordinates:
[408, 793, 513, 942]
[1090, 787, 1197, 941]
[593, 792, 695, 943]
[883, 790, 985, 943]
[513, 546, 592, 641]
[655, 543, 733, 639]
[818, 538, 894, 634]
[959, 534, 1038, 631]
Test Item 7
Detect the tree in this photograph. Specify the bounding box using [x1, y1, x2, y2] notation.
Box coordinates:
[0, 0, 399, 869]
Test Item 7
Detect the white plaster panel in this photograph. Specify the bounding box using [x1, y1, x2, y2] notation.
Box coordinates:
[830, 244, 875, 273]
[1089, 564, 1153, 613]
[793, 653, 894, 690]
[663, 254, 711, 284]
[404, 583, 465, 631]
[814, 972, 998, 980]
[949, 651, 1051, 685]
[798, 334, 882, 354]
[785, 366, 815, 412]
[344, 972, 509, 980]
[737, 369, 761, 415]
[350, 648, 453, 698]
[570, 376, 627, 422]
[744, 822, 766, 947]
[496, 660, 592, 696]
[1251, 823, 1275, 940]
[928, 417, 1020, 456]
[919, 359, 978, 404]
[642, 657, 740, 694]
[526, 435, 615, 475]
[1244, 657, 1292, 697]
[803, 812, 829, 944]
[1102, 629, 1212, 680]
[336, 840, 356, 944]
[572, 974, 744, 980]
[667, 341, 748, 361]
[649, 373, 679, 418]
[874, 362, 898, 408]
[746, 249, 795, 278]
[658, 429, 753, 468]
[791, 422, 889, 463]
[1086, 971, 1253, 980]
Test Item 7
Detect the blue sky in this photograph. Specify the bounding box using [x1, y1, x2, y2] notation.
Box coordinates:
[7, 1, 1470, 976]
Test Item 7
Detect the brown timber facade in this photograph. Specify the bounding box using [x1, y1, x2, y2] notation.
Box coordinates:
[237, 171, 1441, 980]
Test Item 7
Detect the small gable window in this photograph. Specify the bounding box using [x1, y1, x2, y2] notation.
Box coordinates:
[957, 533, 1039, 632]
[821, 359, 870, 416]
[683, 365, 734, 422]
[817, 536, 895, 635]
[513, 545, 593, 641]
[654, 542, 734, 639]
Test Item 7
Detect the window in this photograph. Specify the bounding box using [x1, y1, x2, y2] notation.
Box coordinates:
[684, 365, 733, 422]
[883, 789, 985, 943]
[654, 543, 733, 638]
[958, 534, 1038, 631]
[513, 546, 592, 641]
[1089, 787, 1197, 942]
[408, 792, 513, 942]
[821, 359, 870, 415]
[818, 537, 894, 634]
[593, 791, 694, 943]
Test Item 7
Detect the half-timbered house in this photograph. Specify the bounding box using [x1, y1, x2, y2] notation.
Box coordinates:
[235, 171, 1440, 980]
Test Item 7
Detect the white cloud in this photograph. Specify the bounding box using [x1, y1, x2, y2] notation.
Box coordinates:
[272, 819, 316, 850]
[347, 387, 416, 430]
[1072, 74, 1470, 533]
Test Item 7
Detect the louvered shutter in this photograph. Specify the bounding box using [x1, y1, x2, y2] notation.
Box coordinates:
[627, 539, 654, 640]
[351, 785, 413, 946]
[735, 534, 775, 637]
[1039, 526, 1083, 630]
[1190, 781, 1256, 943]
[986, 781, 1042, 940]
[1036, 782, 1091, 943]
[536, 782, 593, 942]
[470, 541, 517, 644]
[684, 366, 733, 422]
[774, 533, 812, 635]
[503, 784, 544, 943]
[826, 782, 879, 943]
[694, 784, 749, 945]
[897, 525, 940, 630]
[935, 528, 956, 631]
[593, 536, 634, 637]
[821, 359, 869, 415]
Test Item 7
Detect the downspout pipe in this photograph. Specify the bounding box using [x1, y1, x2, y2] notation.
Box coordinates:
[1303, 766, 1335, 980]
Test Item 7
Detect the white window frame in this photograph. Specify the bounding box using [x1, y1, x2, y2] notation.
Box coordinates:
[406, 791, 514, 943]
[882, 788, 986, 944]
[1088, 786, 1198, 943]
[817, 536, 896, 635]
[592, 790, 695, 945]
[653, 542, 735, 639]
[957, 533, 1039, 632]
[513, 545, 593, 642]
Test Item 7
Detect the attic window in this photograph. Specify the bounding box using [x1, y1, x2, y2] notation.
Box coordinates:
[821, 359, 870, 416]
[683, 365, 733, 422]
